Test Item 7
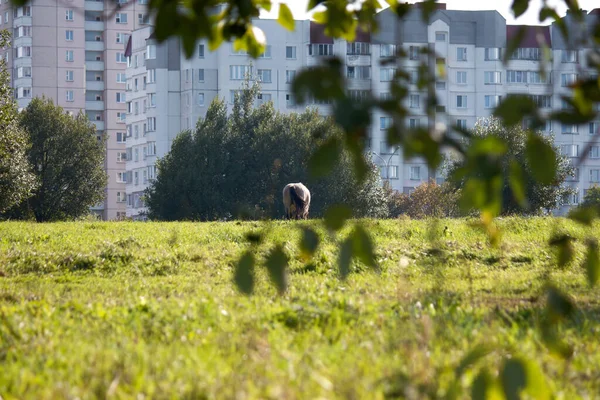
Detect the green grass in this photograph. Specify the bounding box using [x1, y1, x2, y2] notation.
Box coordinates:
[0, 218, 599, 399]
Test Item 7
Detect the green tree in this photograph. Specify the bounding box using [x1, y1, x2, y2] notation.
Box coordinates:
[0, 30, 36, 215]
[146, 91, 388, 221]
[386, 179, 462, 219]
[581, 185, 600, 210]
[17, 97, 107, 222]
[447, 117, 574, 216]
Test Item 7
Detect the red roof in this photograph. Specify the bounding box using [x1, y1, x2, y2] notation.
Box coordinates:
[506, 25, 551, 48]
[309, 21, 370, 43]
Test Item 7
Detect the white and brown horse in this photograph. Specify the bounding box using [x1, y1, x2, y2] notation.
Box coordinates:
[283, 183, 311, 220]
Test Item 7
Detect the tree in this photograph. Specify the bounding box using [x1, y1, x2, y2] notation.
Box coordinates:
[17, 97, 107, 222]
[145, 88, 389, 221]
[580, 185, 600, 210]
[446, 117, 575, 216]
[0, 30, 36, 215]
[386, 179, 462, 219]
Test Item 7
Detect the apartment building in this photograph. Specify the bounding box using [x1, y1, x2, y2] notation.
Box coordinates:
[0, 0, 150, 220]
[124, 4, 600, 219]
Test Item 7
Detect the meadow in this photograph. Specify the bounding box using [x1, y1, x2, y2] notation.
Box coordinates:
[0, 218, 599, 399]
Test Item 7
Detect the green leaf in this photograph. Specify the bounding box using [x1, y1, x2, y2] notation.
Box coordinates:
[525, 133, 557, 185]
[511, 0, 530, 18]
[338, 236, 353, 280]
[300, 228, 320, 259]
[265, 245, 289, 295]
[352, 225, 377, 269]
[503, 26, 526, 63]
[245, 231, 263, 245]
[278, 3, 295, 31]
[456, 345, 492, 378]
[493, 94, 537, 126]
[508, 160, 527, 207]
[292, 58, 345, 103]
[549, 234, 575, 268]
[234, 251, 255, 295]
[472, 368, 499, 400]
[324, 204, 353, 231]
[584, 239, 600, 287]
[546, 285, 575, 320]
[309, 137, 342, 178]
[568, 206, 598, 226]
[500, 358, 527, 400]
[540, 321, 574, 359]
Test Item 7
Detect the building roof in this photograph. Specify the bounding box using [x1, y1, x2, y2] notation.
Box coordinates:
[506, 25, 551, 48]
[309, 21, 370, 43]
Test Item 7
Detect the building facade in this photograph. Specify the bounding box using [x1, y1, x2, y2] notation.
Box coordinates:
[0, 0, 150, 220]
[125, 4, 600, 219]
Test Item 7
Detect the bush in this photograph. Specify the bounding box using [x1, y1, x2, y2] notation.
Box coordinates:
[386, 180, 462, 219]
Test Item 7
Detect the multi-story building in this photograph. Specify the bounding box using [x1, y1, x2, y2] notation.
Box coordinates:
[125, 4, 600, 219]
[0, 0, 150, 220]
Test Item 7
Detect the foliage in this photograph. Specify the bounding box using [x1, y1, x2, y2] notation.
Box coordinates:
[0, 30, 36, 214]
[11, 97, 107, 222]
[0, 219, 599, 398]
[581, 185, 600, 210]
[386, 179, 462, 219]
[145, 82, 389, 221]
[447, 117, 575, 216]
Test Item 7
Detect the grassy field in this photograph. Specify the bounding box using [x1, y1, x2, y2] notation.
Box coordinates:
[0, 218, 599, 399]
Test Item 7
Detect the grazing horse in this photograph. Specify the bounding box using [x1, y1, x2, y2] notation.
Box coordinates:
[283, 183, 311, 220]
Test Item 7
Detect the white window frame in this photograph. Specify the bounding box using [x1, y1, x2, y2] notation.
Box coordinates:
[456, 95, 467, 109]
[456, 71, 467, 84]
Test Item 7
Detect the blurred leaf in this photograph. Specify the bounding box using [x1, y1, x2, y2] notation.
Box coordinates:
[278, 3, 295, 31]
[292, 58, 345, 103]
[245, 231, 263, 245]
[324, 204, 353, 231]
[352, 225, 377, 269]
[472, 368, 502, 400]
[550, 109, 596, 125]
[568, 206, 598, 226]
[300, 228, 320, 259]
[338, 236, 353, 280]
[420, 0, 438, 20]
[511, 0, 530, 18]
[500, 358, 527, 400]
[494, 95, 537, 126]
[508, 160, 527, 207]
[309, 137, 342, 178]
[265, 245, 289, 295]
[456, 345, 492, 378]
[540, 321, 574, 359]
[549, 234, 575, 268]
[503, 26, 526, 63]
[584, 239, 600, 287]
[546, 285, 575, 320]
[234, 251, 255, 295]
[526, 133, 557, 185]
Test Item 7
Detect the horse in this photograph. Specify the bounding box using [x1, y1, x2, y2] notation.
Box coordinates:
[283, 183, 311, 220]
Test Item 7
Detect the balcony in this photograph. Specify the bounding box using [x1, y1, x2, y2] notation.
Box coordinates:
[85, 41, 104, 52]
[86, 100, 104, 111]
[85, 60, 104, 71]
[91, 120, 105, 130]
[84, 0, 104, 11]
[85, 80, 104, 91]
[84, 20, 104, 31]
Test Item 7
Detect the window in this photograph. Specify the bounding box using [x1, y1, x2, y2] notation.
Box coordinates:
[286, 46, 296, 59]
[484, 48, 501, 61]
[15, 26, 31, 38]
[563, 192, 580, 205]
[149, 93, 156, 107]
[134, 55, 139, 67]
[117, 152, 127, 163]
[408, 70, 418, 85]
[591, 169, 600, 183]
[561, 123, 578, 134]
[116, 132, 126, 143]
[457, 119, 467, 130]
[380, 68, 396, 82]
[116, 53, 127, 63]
[65, 30, 73, 41]
[198, 44, 205, 58]
[435, 81, 446, 90]
[117, 73, 126, 83]
[66, 90, 74, 102]
[380, 141, 394, 155]
[435, 32, 447, 42]
[409, 46, 420, 60]
[116, 172, 126, 183]
[589, 146, 600, 159]
[65, 50, 73, 62]
[259, 46, 272, 58]
[66, 70, 74, 81]
[117, 112, 126, 123]
[456, 71, 467, 84]
[380, 117, 392, 130]
[230, 65, 252, 80]
[117, 192, 126, 203]
[347, 66, 370, 80]
[16, 87, 31, 99]
[380, 92, 392, 101]
[348, 90, 370, 102]
[4, 12, 8, 24]
[409, 118, 419, 129]
[542, 120, 552, 133]
[197, 93, 205, 106]
[484, 71, 501, 84]
[507, 70, 527, 83]
[529, 95, 552, 108]
[116, 13, 127, 23]
[138, 13, 150, 24]
[148, 69, 156, 83]
[457, 47, 467, 61]
[410, 166, 421, 180]
[347, 42, 370, 55]
[147, 117, 156, 131]
[560, 144, 579, 157]
[409, 94, 420, 109]
[256, 93, 272, 105]
[16, 67, 31, 78]
[484, 95, 502, 109]
[65, 9, 73, 20]
[286, 70, 296, 84]
[194, 69, 203, 83]
[134, 125, 139, 138]
[561, 50, 578, 63]
[456, 95, 467, 108]
[16, 46, 31, 58]
[380, 44, 396, 58]
[510, 48, 541, 60]
[134, 102, 139, 115]
[257, 69, 272, 83]
[286, 94, 295, 107]
[561, 73, 577, 87]
[566, 168, 580, 182]
[590, 122, 599, 135]
[529, 71, 549, 84]
[308, 44, 333, 56]
[116, 33, 129, 43]
[116, 92, 126, 103]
